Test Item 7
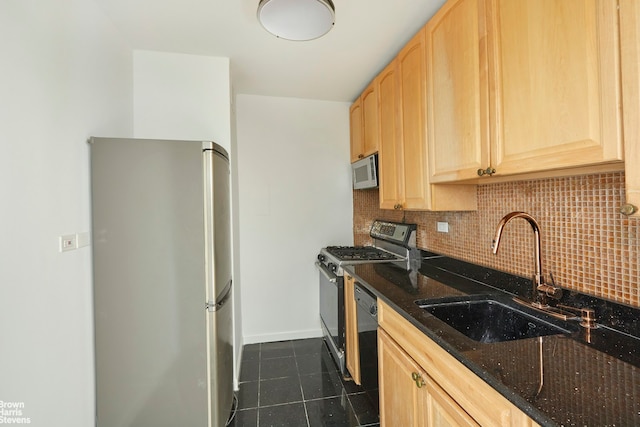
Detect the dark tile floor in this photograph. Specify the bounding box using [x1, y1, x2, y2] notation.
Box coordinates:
[227, 338, 380, 427]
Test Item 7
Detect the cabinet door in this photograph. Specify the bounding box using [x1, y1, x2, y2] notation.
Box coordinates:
[350, 100, 363, 163]
[361, 84, 379, 158]
[425, 376, 479, 427]
[620, 0, 640, 217]
[398, 28, 431, 210]
[378, 329, 427, 427]
[379, 300, 536, 426]
[487, 0, 623, 175]
[344, 274, 360, 384]
[426, 0, 489, 183]
[377, 61, 403, 210]
[379, 329, 478, 427]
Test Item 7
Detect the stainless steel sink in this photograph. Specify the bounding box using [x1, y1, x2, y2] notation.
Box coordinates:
[415, 297, 572, 343]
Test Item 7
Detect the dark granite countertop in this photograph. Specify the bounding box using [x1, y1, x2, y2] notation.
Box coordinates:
[345, 253, 640, 426]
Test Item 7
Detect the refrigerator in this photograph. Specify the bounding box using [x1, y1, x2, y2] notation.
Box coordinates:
[89, 137, 234, 427]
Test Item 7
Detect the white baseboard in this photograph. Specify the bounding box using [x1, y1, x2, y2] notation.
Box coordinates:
[242, 328, 323, 345]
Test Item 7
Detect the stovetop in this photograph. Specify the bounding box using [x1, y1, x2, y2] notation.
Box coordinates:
[324, 245, 401, 262]
[317, 220, 417, 274]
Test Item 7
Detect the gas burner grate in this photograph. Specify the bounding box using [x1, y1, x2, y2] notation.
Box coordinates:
[325, 246, 399, 261]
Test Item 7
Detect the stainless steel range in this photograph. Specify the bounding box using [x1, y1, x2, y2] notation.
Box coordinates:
[316, 220, 417, 375]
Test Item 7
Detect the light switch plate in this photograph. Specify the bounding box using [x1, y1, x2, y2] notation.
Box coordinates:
[437, 222, 449, 233]
[59, 232, 90, 252]
[59, 234, 77, 252]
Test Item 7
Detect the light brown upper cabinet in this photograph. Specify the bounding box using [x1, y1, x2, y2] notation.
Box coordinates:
[377, 60, 404, 210]
[350, 83, 378, 163]
[378, 28, 477, 211]
[397, 29, 432, 210]
[349, 100, 364, 163]
[620, 0, 640, 217]
[378, 30, 432, 211]
[426, 0, 488, 184]
[427, 0, 624, 183]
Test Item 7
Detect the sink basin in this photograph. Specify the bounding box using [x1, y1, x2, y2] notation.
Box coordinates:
[416, 298, 571, 343]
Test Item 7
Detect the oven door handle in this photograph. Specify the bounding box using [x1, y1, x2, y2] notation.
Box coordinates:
[315, 262, 337, 283]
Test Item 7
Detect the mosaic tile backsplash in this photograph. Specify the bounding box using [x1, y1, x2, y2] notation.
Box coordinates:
[353, 172, 640, 308]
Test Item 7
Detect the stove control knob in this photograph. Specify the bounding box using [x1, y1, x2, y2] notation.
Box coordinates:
[317, 254, 325, 262]
[369, 304, 378, 317]
[328, 263, 337, 272]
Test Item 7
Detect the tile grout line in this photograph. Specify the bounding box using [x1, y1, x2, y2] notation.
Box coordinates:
[250, 340, 379, 427]
[293, 341, 312, 427]
[301, 340, 357, 426]
[345, 391, 362, 427]
[256, 343, 261, 427]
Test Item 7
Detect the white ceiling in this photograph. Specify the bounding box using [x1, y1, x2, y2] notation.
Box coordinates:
[93, 0, 446, 102]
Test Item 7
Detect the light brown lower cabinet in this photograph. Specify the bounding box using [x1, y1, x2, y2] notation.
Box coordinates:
[378, 329, 479, 427]
[378, 300, 539, 427]
[344, 274, 360, 384]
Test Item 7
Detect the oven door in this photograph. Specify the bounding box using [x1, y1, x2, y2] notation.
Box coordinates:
[316, 262, 345, 374]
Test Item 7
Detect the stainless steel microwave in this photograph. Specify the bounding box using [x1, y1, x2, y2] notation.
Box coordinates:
[352, 154, 378, 189]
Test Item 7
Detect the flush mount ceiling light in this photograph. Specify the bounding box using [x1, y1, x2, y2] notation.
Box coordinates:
[257, 0, 335, 41]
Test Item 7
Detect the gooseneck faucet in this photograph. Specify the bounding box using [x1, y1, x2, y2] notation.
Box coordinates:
[492, 212, 562, 307]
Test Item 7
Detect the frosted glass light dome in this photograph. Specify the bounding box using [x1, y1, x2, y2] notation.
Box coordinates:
[257, 0, 335, 41]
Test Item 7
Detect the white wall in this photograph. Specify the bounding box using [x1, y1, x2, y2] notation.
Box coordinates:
[133, 50, 232, 152]
[0, 5, 352, 424]
[131, 50, 245, 385]
[0, 1, 133, 426]
[228, 89, 244, 383]
[236, 95, 353, 343]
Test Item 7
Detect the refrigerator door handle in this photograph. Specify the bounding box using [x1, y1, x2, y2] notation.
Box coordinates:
[206, 279, 232, 312]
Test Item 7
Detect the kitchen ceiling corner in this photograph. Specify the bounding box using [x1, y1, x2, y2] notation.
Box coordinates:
[92, 0, 446, 101]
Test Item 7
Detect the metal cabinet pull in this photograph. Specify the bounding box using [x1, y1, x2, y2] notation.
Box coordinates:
[477, 167, 496, 177]
[620, 203, 638, 216]
[411, 372, 425, 388]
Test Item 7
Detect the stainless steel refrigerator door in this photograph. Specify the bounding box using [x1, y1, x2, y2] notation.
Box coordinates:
[203, 145, 234, 427]
[91, 138, 215, 426]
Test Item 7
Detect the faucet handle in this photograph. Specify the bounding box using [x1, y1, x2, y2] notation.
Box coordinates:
[557, 304, 598, 329]
[537, 283, 563, 300]
[537, 272, 563, 300]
